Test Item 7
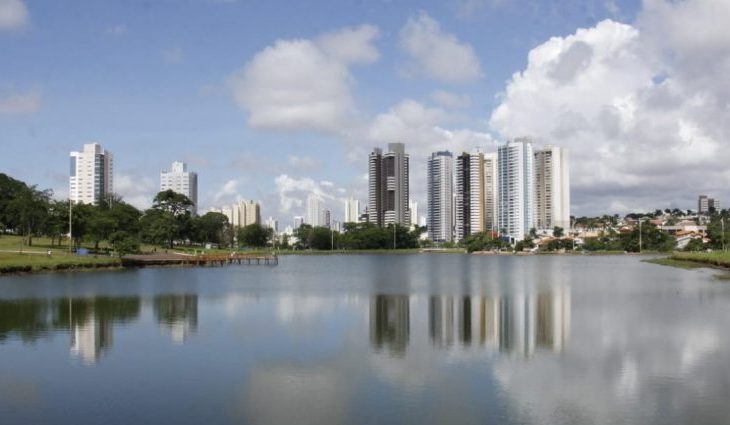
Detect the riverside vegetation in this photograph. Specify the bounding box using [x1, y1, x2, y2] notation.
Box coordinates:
[3, 171, 730, 273]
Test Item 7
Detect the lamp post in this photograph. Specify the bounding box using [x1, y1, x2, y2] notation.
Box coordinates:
[722, 217, 725, 251]
[393, 223, 396, 249]
[68, 199, 73, 255]
[638, 218, 642, 253]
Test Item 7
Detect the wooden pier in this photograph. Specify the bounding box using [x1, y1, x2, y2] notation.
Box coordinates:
[121, 252, 278, 268]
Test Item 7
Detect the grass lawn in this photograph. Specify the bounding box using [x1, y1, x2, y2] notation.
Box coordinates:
[0, 235, 120, 274]
[669, 251, 730, 269]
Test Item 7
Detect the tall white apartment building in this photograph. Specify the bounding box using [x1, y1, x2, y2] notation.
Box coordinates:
[306, 194, 324, 226]
[368, 143, 410, 227]
[498, 138, 535, 242]
[454, 151, 485, 242]
[69, 143, 113, 205]
[409, 200, 419, 230]
[222, 200, 261, 227]
[427, 151, 454, 243]
[534, 146, 570, 230]
[265, 216, 279, 233]
[344, 197, 360, 223]
[160, 161, 198, 216]
[483, 153, 498, 233]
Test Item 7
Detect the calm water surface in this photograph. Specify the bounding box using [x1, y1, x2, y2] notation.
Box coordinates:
[1, 254, 729, 425]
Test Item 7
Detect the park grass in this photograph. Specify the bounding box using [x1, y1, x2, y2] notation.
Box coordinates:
[668, 251, 730, 269]
[0, 252, 121, 274]
[0, 235, 120, 274]
[643, 257, 707, 270]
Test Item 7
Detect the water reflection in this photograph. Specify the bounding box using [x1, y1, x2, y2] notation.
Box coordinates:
[0, 296, 142, 365]
[154, 294, 198, 344]
[369, 295, 410, 356]
[372, 285, 571, 358]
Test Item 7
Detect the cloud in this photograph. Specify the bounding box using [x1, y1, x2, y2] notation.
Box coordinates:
[115, 173, 156, 210]
[287, 155, 322, 172]
[488, 1, 730, 215]
[399, 11, 483, 83]
[163, 46, 185, 64]
[274, 174, 347, 217]
[362, 99, 494, 212]
[0, 89, 40, 114]
[454, 0, 506, 18]
[228, 24, 379, 133]
[0, 0, 28, 31]
[105, 24, 127, 36]
[430, 90, 471, 109]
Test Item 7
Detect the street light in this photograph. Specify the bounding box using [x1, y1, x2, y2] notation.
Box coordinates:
[638, 218, 643, 253]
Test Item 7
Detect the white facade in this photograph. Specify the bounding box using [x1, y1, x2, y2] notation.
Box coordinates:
[293, 216, 304, 229]
[498, 138, 535, 242]
[265, 216, 279, 233]
[344, 197, 360, 223]
[409, 200, 419, 230]
[306, 194, 324, 226]
[534, 146, 570, 230]
[160, 161, 198, 216]
[69, 143, 113, 205]
[427, 151, 454, 243]
[220, 200, 261, 227]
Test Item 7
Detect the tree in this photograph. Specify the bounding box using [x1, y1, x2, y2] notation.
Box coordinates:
[464, 232, 509, 253]
[683, 238, 705, 252]
[6, 186, 51, 246]
[553, 226, 564, 238]
[109, 231, 140, 255]
[192, 212, 229, 246]
[142, 191, 194, 248]
[0, 173, 30, 233]
[152, 190, 194, 216]
[237, 223, 272, 248]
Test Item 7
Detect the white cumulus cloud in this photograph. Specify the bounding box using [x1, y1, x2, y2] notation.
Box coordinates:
[0, 88, 40, 114]
[228, 24, 379, 133]
[488, 1, 730, 214]
[399, 11, 483, 83]
[0, 0, 28, 31]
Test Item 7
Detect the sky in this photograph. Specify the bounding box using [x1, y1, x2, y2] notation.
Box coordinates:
[1, 0, 728, 225]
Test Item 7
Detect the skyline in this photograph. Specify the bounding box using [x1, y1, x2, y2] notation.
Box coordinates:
[1, 0, 728, 220]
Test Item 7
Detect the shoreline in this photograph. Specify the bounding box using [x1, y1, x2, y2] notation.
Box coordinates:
[0, 249, 678, 277]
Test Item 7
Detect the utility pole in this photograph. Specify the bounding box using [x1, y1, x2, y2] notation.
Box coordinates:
[722, 217, 725, 251]
[638, 219, 642, 253]
[393, 224, 396, 249]
[68, 199, 73, 255]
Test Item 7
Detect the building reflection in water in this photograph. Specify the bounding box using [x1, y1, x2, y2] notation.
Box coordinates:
[64, 297, 141, 365]
[369, 295, 410, 356]
[430, 286, 571, 357]
[154, 294, 198, 344]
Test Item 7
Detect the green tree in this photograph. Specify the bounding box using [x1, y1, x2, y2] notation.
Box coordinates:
[192, 212, 229, 246]
[553, 226, 564, 238]
[6, 186, 51, 246]
[237, 223, 273, 247]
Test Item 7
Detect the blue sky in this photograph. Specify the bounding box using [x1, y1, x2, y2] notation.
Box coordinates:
[2, 0, 728, 224]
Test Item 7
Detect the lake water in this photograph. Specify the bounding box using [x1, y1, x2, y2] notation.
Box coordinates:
[1, 254, 729, 425]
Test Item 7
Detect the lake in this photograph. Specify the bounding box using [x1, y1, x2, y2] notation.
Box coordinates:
[1, 254, 729, 425]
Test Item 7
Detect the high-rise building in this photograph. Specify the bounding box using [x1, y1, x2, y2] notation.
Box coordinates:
[698, 195, 720, 215]
[293, 216, 304, 229]
[427, 151, 454, 243]
[344, 197, 360, 223]
[409, 200, 419, 230]
[224, 200, 261, 227]
[454, 151, 485, 242]
[498, 138, 535, 242]
[483, 153, 498, 233]
[306, 193, 324, 226]
[160, 161, 198, 216]
[69, 143, 113, 205]
[320, 209, 331, 229]
[368, 143, 410, 227]
[265, 216, 279, 233]
[534, 146, 570, 230]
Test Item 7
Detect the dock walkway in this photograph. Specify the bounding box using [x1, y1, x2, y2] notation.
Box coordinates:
[121, 252, 278, 268]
